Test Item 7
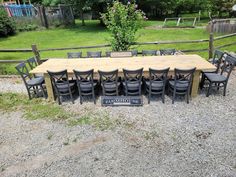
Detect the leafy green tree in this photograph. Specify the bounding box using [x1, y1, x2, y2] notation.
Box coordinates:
[101, 1, 145, 51]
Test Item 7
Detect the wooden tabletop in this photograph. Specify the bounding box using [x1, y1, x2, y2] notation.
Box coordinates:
[30, 55, 216, 74]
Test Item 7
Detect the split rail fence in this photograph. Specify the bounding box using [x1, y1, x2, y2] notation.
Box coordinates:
[0, 22, 236, 65]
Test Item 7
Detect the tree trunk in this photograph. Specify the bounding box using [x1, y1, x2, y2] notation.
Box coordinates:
[81, 11, 85, 26]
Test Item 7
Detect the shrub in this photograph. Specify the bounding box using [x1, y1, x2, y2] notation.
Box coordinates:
[0, 8, 16, 37]
[101, 1, 145, 51]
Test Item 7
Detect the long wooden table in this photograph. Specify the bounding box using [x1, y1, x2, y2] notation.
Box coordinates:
[30, 55, 216, 101]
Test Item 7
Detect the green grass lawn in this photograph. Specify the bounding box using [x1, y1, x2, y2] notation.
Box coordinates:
[0, 20, 236, 74]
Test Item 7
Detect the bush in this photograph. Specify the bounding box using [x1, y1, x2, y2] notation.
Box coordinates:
[0, 8, 16, 37]
[101, 1, 145, 51]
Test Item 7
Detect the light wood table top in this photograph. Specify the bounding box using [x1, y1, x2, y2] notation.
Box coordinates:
[30, 55, 216, 74]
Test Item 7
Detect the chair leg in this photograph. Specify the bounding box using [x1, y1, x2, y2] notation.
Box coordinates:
[200, 74, 205, 89]
[206, 82, 212, 97]
[27, 88, 32, 100]
[93, 90, 96, 104]
[80, 95, 83, 104]
[172, 90, 176, 104]
[58, 95, 61, 105]
[223, 83, 227, 96]
[186, 92, 189, 104]
[148, 90, 151, 104]
[162, 91, 165, 104]
[40, 85, 46, 99]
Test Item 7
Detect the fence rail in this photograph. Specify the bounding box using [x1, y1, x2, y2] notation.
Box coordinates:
[0, 31, 235, 64]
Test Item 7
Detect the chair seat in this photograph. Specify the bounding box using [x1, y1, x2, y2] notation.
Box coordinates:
[57, 82, 75, 92]
[27, 76, 44, 86]
[145, 80, 164, 90]
[103, 82, 120, 91]
[79, 82, 97, 91]
[205, 73, 227, 82]
[169, 80, 189, 91]
[122, 81, 141, 91]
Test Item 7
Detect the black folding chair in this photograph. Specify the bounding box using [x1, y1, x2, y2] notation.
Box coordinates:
[15, 62, 46, 100]
[168, 68, 196, 104]
[47, 70, 75, 105]
[99, 69, 119, 96]
[145, 68, 169, 103]
[73, 69, 97, 104]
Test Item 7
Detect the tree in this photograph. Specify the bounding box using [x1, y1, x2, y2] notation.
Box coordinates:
[101, 1, 145, 51]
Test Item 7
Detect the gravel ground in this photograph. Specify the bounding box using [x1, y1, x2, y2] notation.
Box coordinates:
[0, 72, 236, 177]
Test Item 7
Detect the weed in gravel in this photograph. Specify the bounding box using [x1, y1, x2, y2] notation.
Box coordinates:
[47, 132, 53, 140]
[67, 111, 119, 131]
[144, 130, 159, 140]
[0, 165, 5, 172]
[63, 138, 70, 146]
[0, 92, 72, 121]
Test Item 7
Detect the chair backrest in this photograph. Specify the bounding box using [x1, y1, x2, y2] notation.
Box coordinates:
[87, 51, 102, 58]
[174, 68, 196, 88]
[220, 55, 236, 80]
[98, 69, 118, 86]
[212, 50, 225, 72]
[47, 70, 69, 92]
[67, 52, 82, 58]
[106, 51, 111, 57]
[73, 69, 94, 87]
[149, 67, 170, 84]
[142, 50, 157, 56]
[132, 50, 138, 56]
[123, 68, 143, 84]
[15, 62, 31, 85]
[27, 57, 38, 70]
[160, 49, 176, 56]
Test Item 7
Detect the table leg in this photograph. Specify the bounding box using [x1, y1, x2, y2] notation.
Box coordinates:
[191, 70, 201, 97]
[44, 73, 55, 101]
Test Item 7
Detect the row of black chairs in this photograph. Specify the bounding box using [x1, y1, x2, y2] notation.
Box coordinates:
[67, 49, 177, 58]
[47, 67, 196, 105]
[15, 50, 236, 105]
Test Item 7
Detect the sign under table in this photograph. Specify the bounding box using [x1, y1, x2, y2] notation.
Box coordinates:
[30, 55, 216, 101]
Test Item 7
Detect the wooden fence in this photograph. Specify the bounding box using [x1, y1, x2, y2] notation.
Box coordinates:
[207, 19, 236, 34]
[0, 30, 236, 65]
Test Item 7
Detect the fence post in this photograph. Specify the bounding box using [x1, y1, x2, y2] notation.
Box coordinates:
[31, 44, 42, 64]
[42, 6, 49, 29]
[209, 20, 214, 60]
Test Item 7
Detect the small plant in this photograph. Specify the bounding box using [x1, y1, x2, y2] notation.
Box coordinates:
[0, 8, 16, 37]
[47, 132, 53, 140]
[101, 1, 145, 51]
[63, 138, 70, 146]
